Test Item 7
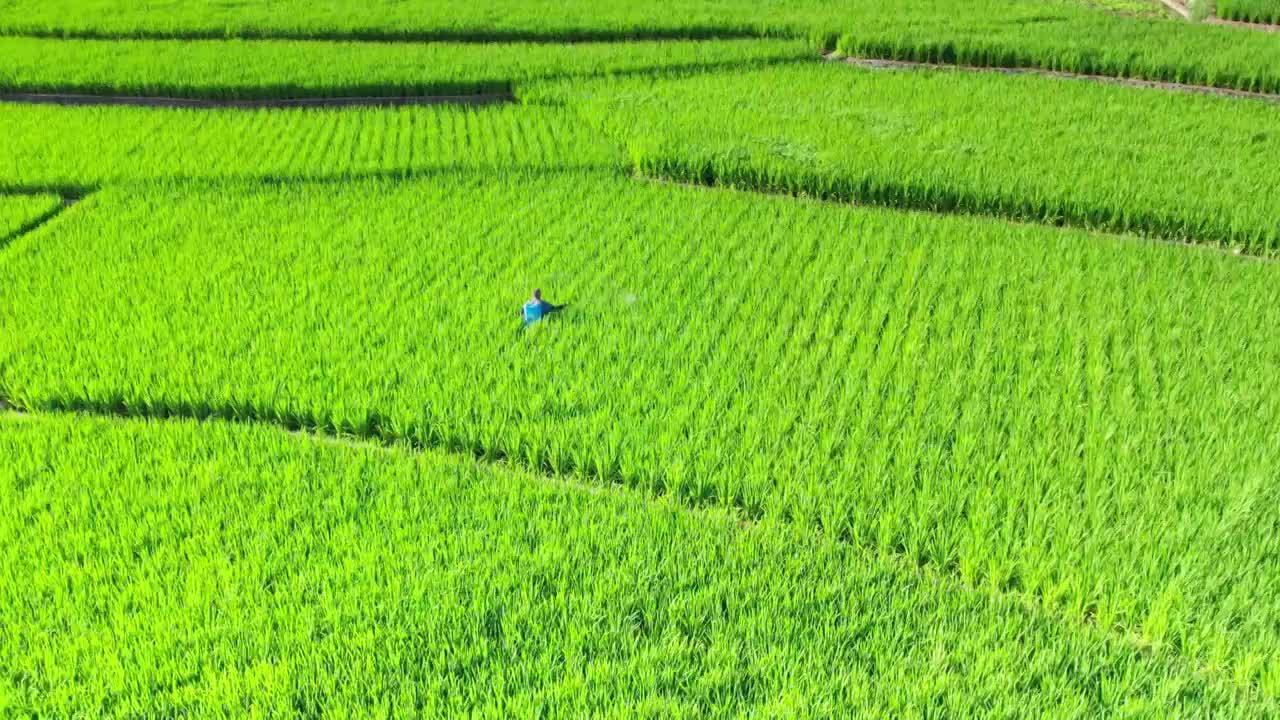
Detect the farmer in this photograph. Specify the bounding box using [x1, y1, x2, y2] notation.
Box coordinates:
[522, 288, 567, 328]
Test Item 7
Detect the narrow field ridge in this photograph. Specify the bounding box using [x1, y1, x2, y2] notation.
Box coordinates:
[0, 391, 1263, 702]
[0, 27, 763, 44]
[637, 171, 1280, 263]
[0, 182, 96, 196]
[1158, 0, 1200, 20]
[0, 192, 80, 249]
[0, 90, 514, 108]
[830, 53, 1280, 103]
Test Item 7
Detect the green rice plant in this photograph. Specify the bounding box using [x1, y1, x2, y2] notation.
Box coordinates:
[0, 192, 62, 247]
[827, 2, 1280, 92]
[529, 63, 1280, 254]
[1216, 0, 1280, 22]
[0, 37, 812, 100]
[2, 172, 1278, 694]
[1, 0, 1279, 93]
[1081, 0, 1169, 15]
[0, 103, 622, 191]
[1, 412, 1266, 716]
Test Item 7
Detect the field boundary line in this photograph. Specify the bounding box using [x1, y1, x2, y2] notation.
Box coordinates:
[0, 28, 765, 44]
[0, 91, 514, 109]
[0, 393, 1271, 704]
[0, 182, 96, 196]
[829, 53, 1280, 103]
[0, 191, 82, 251]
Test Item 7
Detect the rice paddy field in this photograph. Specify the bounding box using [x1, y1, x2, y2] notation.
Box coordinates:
[1217, 0, 1280, 24]
[1, 1, 1278, 717]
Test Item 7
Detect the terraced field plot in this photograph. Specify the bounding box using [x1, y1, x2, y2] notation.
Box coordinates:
[6, 413, 1272, 716]
[2, 4, 1279, 717]
[533, 62, 1280, 253]
[0, 103, 621, 190]
[5, 173, 1280, 691]
[0, 37, 810, 99]
[4, 0, 1280, 92]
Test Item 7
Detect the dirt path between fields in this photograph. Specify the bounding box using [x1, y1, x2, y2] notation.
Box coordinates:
[829, 54, 1280, 103]
[0, 91, 514, 109]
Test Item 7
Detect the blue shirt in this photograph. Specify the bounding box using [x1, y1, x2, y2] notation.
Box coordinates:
[523, 299, 553, 326]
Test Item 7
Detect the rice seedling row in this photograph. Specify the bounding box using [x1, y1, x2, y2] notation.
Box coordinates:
[3, 413, 1266, 716]
[529, 63, 1280, 254]
[826, 8, 1280, 93]
[0, 103, 623, 191]
[1217, 0, 1280, 23]
[3, 172, 1279, 694]
[1086, 0, 1170, 15]
[0, 37, 811, 100]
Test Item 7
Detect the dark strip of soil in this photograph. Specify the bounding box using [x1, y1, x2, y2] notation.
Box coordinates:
[0, 27, 763, 44]
[0, 91, 514, 109]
